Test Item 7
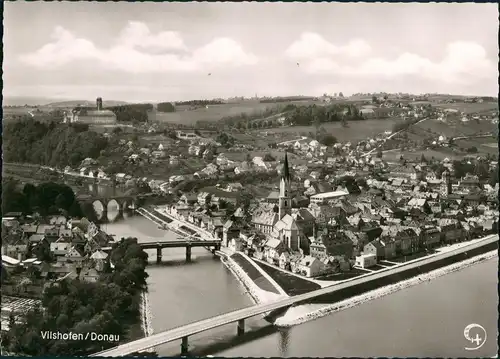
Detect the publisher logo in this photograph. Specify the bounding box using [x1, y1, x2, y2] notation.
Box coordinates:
[463, 323, 487, 351]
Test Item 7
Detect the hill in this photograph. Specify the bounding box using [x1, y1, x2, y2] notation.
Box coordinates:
[45, 100, 129, 108]
[3, 97, 129, 108]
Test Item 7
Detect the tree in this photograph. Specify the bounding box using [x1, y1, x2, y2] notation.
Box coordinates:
[376, 149, 383, 158]
[55, 193, 67, 209]
[80, 202, 99, 223]
[157, 102, 175, 113]
[318, 134, 337, 146]
[489, 165, 499, 186]
[263, 153, 276, 162]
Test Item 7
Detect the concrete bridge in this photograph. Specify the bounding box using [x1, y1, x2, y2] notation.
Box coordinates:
[139, 240, 222, 263]
[77, 193, 155, 222]
[91, 234, 497, 357]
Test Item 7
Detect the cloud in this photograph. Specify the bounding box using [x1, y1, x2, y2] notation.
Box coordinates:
[285, 32, 372, 59]
[290, 37, 495, 86]
[19, 22, 258, 73]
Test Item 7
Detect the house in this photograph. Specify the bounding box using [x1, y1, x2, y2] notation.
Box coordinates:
[152, 150, 166, 159]
[49, 216, 67, 226]
[318, 229, 354, 259]
[342, 230, 369, 256]
[355, 253, 377, 269]
[80, 267, 100, 283]
[252, 210, 279, 235]
[222, 220, 241, 247]
[3, 235, 29, 261]
[2, 255, 21, 268]
[209, 218, 225, 239]
[21, 224, 39, 236]
[180, 193, 198, 206]
[65, 246, 86, 264]
[438, 219, 463, 244]
[420, 226, 441, 248]
[197, 192, 212, 206]
[309, 237, 327, 259]
[363, 240, 385, 260]
[296, 255, 324, 277]
[275, 252, 292, 271]
[226, 183, 244, 192]
[263, 238, 286, 265]
[379, 238, 397, 259]
[90, 250, 108, 271]
[50, 238, 72, 257]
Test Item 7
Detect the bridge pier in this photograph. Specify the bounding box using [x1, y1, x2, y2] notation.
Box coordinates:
[237, 319, 245, 336]
[156, 247, 162, 264]
[186, 246, 191, 262]
[181, 336, 189, 355]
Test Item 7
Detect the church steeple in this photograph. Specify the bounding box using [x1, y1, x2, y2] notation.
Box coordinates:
[282, 151, 291, 182]
[279, 151, 292, 219]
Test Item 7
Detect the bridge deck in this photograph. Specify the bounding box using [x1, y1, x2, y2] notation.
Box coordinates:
[92, 234, 498, 357]
[140, 240, 221, 249]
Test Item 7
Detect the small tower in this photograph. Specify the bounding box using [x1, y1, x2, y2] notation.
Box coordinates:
[279, 152, 292, 220]
[96, 97, 103, 111]
[442, 169, 452, 195]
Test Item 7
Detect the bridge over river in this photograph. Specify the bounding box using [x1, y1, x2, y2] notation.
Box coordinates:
[91, 234, 498, 357]
[76, 193, 157, 222]
[139, 240, 222, 263]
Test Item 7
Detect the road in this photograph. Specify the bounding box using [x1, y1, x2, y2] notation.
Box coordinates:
[92, 234, 498, 357]
[361, 116, 431, 158]
[451, 133, 495, 141]
[153, 207, 216, 240]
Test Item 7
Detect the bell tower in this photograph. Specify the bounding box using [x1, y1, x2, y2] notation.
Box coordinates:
[442, 170, 452, 196]
[279, 152, 292, 220]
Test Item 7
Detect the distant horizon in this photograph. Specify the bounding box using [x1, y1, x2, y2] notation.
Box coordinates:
[3, 2, 498, 102]
[3, 91, 499, 107]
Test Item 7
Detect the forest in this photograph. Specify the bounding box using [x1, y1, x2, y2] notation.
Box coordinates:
[108, 104, 154, 123]
[3, 119, 109, 167]
[1, 179, 98, 221]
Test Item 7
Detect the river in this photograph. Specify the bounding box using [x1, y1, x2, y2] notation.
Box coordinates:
[105, 216, 498, 358]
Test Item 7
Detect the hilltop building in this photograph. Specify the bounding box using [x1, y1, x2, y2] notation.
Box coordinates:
[65, 97, 117, 125]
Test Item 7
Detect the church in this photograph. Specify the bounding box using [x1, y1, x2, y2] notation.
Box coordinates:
[252, 152, 306, 252]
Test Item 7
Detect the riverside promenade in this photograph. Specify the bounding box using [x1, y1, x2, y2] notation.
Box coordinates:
[151, 205, 217, 240]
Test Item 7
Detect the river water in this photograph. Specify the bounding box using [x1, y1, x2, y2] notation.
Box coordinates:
[105, 216, 498, 358]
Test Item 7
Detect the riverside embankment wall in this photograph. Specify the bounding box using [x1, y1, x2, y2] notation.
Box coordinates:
[296, 239, 498, 306]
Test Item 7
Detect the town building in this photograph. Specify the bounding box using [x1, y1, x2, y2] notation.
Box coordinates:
[65, 97, 117, 125]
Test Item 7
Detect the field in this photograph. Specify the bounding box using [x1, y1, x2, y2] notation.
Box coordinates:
[148, 100, 323, 125]
[381, 148, 463, 162]
[230, 253, 281, 294]
[258, 118, 404, 144]
[433, 102, 498, 114]
[253, 259, 321, 296]
[412, 118, 496, 139]
[455, 137, 499, 155]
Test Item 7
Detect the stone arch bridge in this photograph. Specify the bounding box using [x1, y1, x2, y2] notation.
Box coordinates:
[77, 194, 153, 222]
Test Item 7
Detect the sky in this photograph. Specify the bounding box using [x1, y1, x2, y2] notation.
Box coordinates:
[3, 2, 499, 102]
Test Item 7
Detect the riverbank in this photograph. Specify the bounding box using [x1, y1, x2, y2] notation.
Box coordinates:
[221, 255, 285, 305]
[274, 249, 498, 327]
[136, 290, 155, 354]
[140, 290, 154, 336]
